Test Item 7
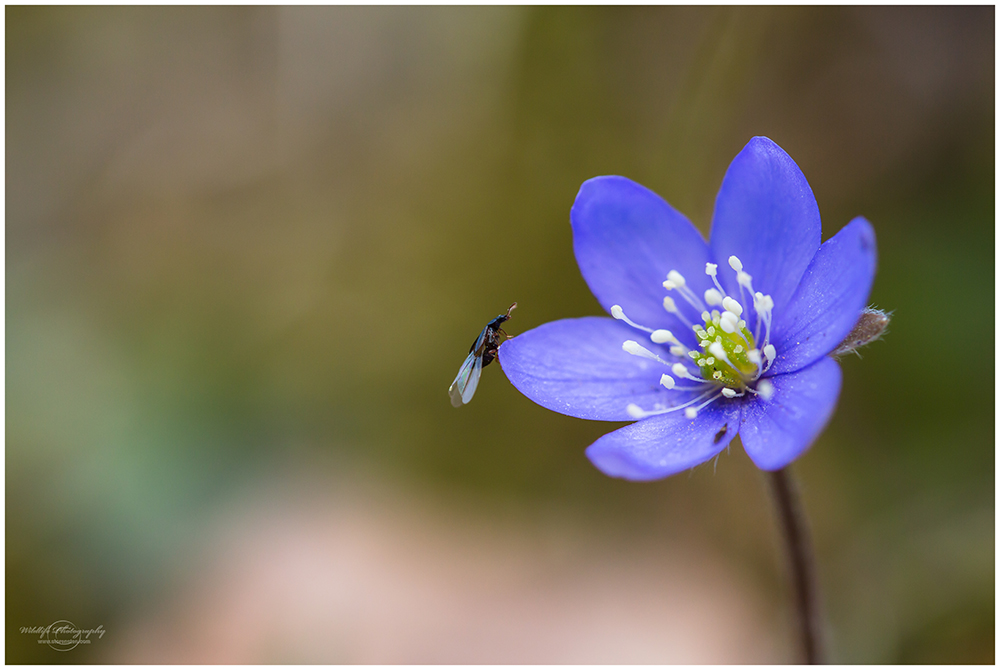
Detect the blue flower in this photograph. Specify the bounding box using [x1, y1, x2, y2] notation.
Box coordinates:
[500, 137, 877, 480]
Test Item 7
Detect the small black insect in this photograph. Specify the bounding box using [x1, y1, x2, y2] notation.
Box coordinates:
[713, 423, 729, 445]
[449, 303, 517, 407]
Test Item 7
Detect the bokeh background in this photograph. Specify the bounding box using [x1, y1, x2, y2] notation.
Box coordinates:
[6, 6, 994, 663]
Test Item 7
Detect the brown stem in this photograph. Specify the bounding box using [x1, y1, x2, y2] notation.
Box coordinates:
[768, 467, 825, 664]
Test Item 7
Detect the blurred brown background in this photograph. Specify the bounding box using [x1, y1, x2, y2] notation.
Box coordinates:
[6, 6, 994, 663]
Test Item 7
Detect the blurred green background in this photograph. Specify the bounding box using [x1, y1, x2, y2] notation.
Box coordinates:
[6, 6, 994, 663]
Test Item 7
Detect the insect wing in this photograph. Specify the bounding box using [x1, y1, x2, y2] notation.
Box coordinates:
[449, 350, 484, 407]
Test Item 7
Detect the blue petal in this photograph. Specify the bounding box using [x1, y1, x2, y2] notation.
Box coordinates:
[572, 176, 712, 343]
[585, 402, 741, 481]
[499, 317, 698, 421]
[769, 217, 878, 375]
[709, 137, 821, 316]
[739, 357, 842, 471]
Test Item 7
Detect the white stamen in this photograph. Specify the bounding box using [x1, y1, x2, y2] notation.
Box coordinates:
[757, 379, 775, 400]
[705, 263, 718, 277]
[722, 296, 743, 317]
[737, 271, 753, 289]
[663, 296, 678, 313]
[660, 374, 675, 389]
[686, 388, 728, 419]
[650, 329, 675, 344]
[623, 340, 668, 365]
[669, 346, 685, 356]
[704, 288, 724, 306]
[611, 304, 654, 333]
[719, 311, 739, 334]
[625, 388, 717, 419]
[728, 255, 743, 272]
[708, 341, 736, 371]
[667, 270, 686, 288]
[754, 293, 774, 313]
[748, 349, 762, 364]
[671, 362, 705, 383]
[762, 343, 777, 372]
[721, 388, 738, 398]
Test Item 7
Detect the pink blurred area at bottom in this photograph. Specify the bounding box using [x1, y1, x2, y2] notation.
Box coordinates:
[110, 464, 784, 664]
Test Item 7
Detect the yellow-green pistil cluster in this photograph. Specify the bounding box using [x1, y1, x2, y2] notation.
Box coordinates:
[613, 255, 777, 420]
[691, 311, 757, 389]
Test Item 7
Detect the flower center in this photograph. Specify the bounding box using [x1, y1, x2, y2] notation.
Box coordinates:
[611, 255, 777, 420]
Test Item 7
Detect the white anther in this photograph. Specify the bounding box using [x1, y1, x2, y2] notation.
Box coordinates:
[728, 255, 743, 272]
[757, 379, 775, 400]
[709, 342, 735, 369]
[763, 344, 776, 362]
[623, 340, 667, 364]
[721, 388, 738, 398]
[667, 270, 686, 287]
[737, 271, 753, 289]
[660, 374, 675, 389]
[748, 349, 762, 364]
[663, 296, 678, 313]
[650, 329, 674, 344]
[685, 408, 698, 419]
[712, 370, 723, 380]
[701, 311, 711, 322]
[719, 311, 739, 334]
[663, 280, 677, 290]
[697, 358, 708, 366]
[753, 292, 773, 311]
[669, 346, 685, 356]
[671, 362, 705, 382]
[705, 357, 715, 365]
[626, 403, 645, 419]
[705, 263, 718, 277]
[734, 345, 744, 354]
[722, 296, 743, 317]
[704, 288, 724, 306]
[611, 305, 655, 333]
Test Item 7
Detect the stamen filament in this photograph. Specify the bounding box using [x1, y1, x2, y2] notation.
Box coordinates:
[610, 305, 653, 333]
[626, 387, 716, 420]
[684, 388, 726, 419]
[622, 340, 671, 366]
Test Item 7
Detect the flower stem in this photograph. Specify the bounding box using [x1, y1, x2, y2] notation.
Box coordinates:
[768, 467, 825, 664]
